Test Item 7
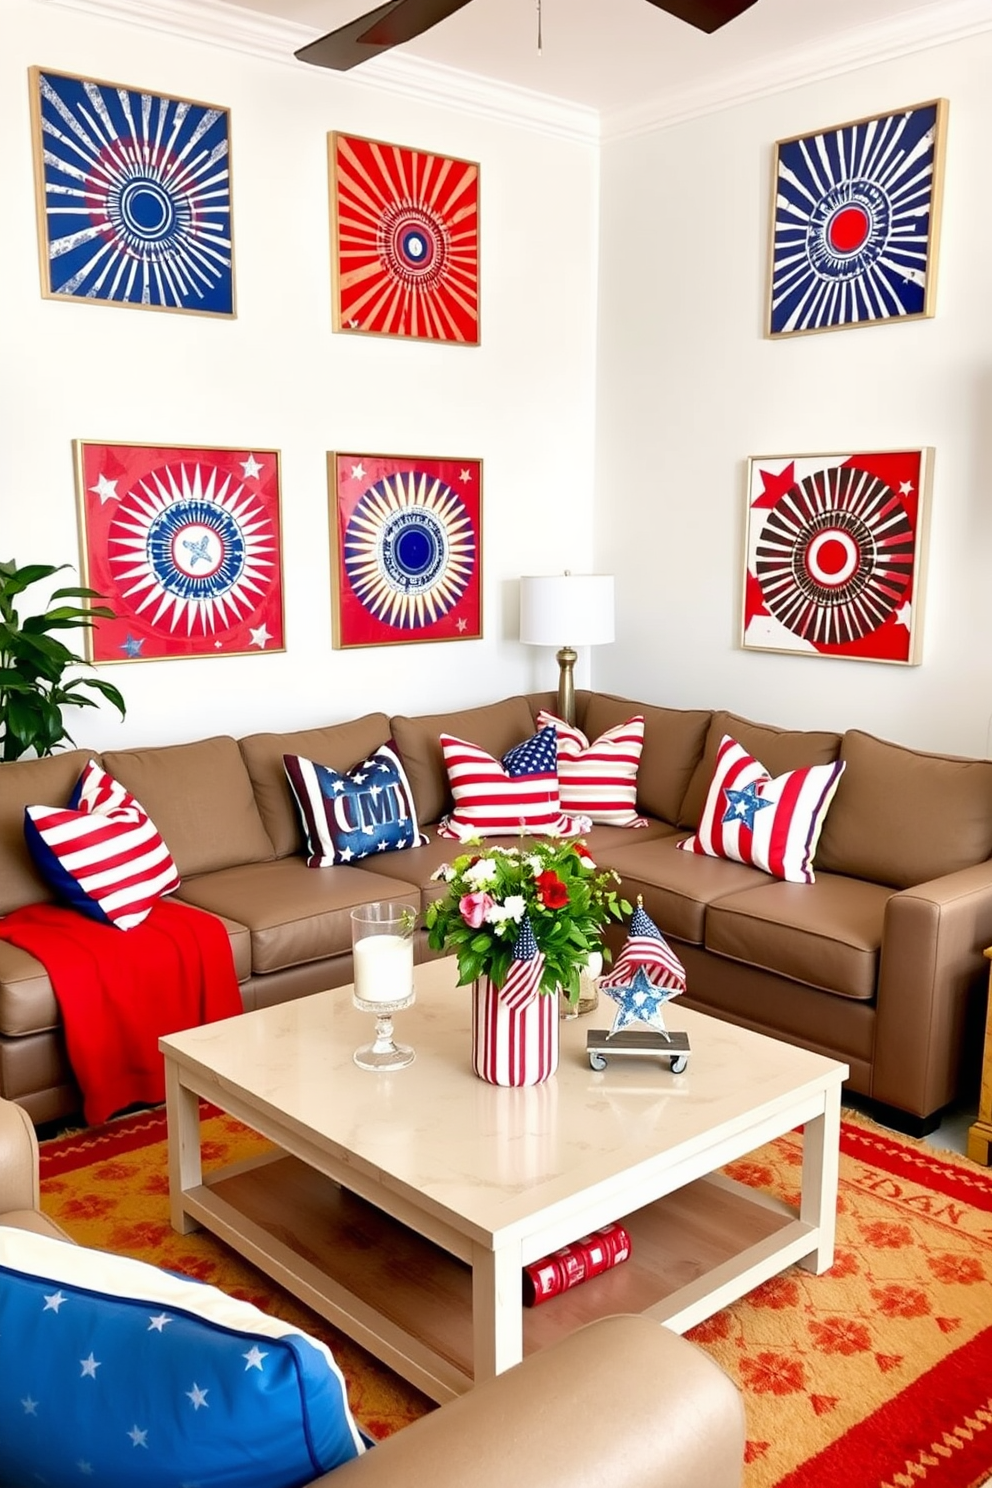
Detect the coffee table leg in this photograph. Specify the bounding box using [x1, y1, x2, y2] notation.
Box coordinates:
[164, 1059, 203, 1236]
[471, 1241, 523, 1384]
[797, 1080, 842, 1274]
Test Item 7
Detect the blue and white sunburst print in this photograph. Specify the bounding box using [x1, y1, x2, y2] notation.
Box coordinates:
[769, 100, 947, 336]
[30, 68, 234, 315]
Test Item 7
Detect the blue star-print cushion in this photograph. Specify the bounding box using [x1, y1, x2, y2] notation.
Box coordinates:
[284, 739, 428, 867]
[0, 1226, 365, 1488]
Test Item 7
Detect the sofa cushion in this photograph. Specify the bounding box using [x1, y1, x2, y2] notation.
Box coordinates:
[679, 712, 842, 830]
[583, 694, 712, 825]
[704, 872, 895, 1000]
[0, 749, 97, 916]
[678, 735, 845, 885]
[437, 726, 590, 840]
[602, 835, 772, 945]
[239, 713, 392, 858]
[815, 729, 992, 889]
[536, 710, 647, 827]
[102, 737, 274, 878]
[390, 696, 538, 825]
[176, 858, 420, 974]
[24, 760, 181, 929]
[0, 1225, 365, 1488]
[284, 740, 427, 867]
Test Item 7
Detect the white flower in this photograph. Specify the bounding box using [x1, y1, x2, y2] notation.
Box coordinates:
[525, 855, 543, 876]
[464, 858, 497, 887]
[430, 864, 456, 882]
[502, 894, 527, 922]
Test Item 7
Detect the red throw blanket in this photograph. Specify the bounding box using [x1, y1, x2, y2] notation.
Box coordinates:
[0, 899, 243, 1124]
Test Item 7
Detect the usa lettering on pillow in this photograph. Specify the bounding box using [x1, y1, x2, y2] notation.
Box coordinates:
[536, 710, 647, 827]
[678, 734, 845, 884]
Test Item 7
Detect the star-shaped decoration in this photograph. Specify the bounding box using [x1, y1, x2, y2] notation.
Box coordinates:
[120, 634, 144, 658]
[77, 1461, 94, 1476]
[894, 600, 912, 630]
[21, 1397, 38, 1415]
[243, 1345, 267, 1371]
[80, 1353, 100, 1378]
[214, 640, 223, 649]
[338, 846, 354, 862]
[89, 473, 119, 504]
[722, 781, 773, 831]
[332, 779, 346, 794]
[249, 623, 271, 649]
[241, 453, 263, 479]
[350, 461, 366, 481]
[603, 966, 681, 1038]
[459, 468, 472, 482]
[43, 1290, 66, 1312]
[148, 1313, 172, 1331]
[128, 1425, 149, 1448]
[898, 480, 915, 496]
[376, 840, 388, 851]
[456, 617, 467, 632]
[353, 771, 367, 785]
[369, 783, 382, 799]
[186, 1384, 209, 1411]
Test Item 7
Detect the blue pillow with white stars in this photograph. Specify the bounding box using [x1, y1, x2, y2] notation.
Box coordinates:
[284, 739, 428, 868]
[0, 1226, 366, 1488]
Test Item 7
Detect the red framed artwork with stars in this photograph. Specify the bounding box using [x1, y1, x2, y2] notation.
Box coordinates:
[741, 449, 934, 665]
[330, 452, 482, 649]
[329, 132, 480, 344]
[72, 441, 285, 663]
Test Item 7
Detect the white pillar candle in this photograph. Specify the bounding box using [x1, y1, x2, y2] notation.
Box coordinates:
[353, 934, 414, 1004]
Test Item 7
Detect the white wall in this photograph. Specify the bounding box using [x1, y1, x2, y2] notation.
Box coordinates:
[2, 0, 600, 749]
[596, 30, 992, 757]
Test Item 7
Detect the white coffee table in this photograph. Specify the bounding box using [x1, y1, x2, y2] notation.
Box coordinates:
[160, 957, 847, 1403]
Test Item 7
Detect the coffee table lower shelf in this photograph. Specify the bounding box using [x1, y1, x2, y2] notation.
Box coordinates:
[182, 1151, 814, 1403]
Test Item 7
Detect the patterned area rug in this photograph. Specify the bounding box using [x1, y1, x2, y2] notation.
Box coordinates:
[37, 1106, 992, 1485]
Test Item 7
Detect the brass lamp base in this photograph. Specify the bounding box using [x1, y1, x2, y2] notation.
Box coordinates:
[556, 646, 577, 726]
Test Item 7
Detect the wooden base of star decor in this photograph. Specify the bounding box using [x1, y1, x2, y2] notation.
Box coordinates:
[586, 1029, 691, 1074]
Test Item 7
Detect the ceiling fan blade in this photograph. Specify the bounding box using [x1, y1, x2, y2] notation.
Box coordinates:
[643, 0, 759, 34]
[295, 0, 473, 70]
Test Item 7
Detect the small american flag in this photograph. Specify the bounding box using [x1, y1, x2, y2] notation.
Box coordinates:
[600, 899, 686, 995]
[499, 914, 546, 1010]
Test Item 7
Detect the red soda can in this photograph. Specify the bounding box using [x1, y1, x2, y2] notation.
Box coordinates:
[522, 1222, 632, 1306]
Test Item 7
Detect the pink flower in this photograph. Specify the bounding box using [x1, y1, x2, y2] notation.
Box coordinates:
[459, 892, 495, 928]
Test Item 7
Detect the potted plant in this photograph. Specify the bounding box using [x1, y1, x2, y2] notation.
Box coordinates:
[0, 559, 126, 762]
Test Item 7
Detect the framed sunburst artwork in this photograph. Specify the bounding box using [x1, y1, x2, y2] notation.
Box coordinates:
[741, 449, 933, 665]
[329, 132, 479, 343]
[767, 100, 947, 337]
[73, 442, 284, 662]
[29, 67, 235, 316]
[330, 453, 482, 648]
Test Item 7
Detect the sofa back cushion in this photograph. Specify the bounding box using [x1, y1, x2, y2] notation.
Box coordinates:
[0, 749, 97, 914]
[815, 729, 992, 888]
[390, 696, 538, 825]
[583, 694, 712, 825]
[102, 737, 274, 878]
[239, 713, 392, 858]
[679, 712, 843, 829]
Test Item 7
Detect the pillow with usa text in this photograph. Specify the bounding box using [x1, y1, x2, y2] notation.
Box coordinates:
[677, 734, 845, 884]
[284, 739, 427, 867]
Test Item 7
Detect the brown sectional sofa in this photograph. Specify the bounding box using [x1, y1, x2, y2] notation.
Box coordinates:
[1, 689, 990, 1134]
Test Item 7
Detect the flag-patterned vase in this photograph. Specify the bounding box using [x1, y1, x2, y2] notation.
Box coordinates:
[471, 975, 560, 1086]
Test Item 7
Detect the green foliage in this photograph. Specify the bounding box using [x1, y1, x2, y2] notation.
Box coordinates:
[424, 839, 631, 1004]
[0, 558, 126, 762]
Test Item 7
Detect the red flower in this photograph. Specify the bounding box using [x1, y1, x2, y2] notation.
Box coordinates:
[534, 871, 569, 909]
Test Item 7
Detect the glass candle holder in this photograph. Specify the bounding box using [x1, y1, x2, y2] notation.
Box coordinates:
[350, 902, 417, 1071]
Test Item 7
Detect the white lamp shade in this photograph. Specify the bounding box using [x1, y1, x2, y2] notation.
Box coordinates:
[519, 574, 615, 648]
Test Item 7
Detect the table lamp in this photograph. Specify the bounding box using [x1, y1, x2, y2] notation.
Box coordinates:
[519, 572, 615, 725]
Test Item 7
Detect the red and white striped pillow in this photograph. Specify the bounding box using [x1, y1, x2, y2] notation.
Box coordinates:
[24, 760, 180, 929]
[536, 711, 647, 828]
[677, 735, 845, 884]
[437, 726, 591, 840]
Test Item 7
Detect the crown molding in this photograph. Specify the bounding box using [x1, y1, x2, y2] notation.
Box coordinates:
[31, 0, 992, 146]
[31, 0, 601, 145]
[601, 0, 992, 140]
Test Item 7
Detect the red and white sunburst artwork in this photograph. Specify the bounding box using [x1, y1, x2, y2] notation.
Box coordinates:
[741, 449, 933, 665]
[329, 132, 479, 344]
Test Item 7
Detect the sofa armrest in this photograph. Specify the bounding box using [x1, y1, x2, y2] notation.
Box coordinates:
[0, 1095, 41, 1216]
[876, 860, 992, 1117]
[323, 1315, 744, 1488]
